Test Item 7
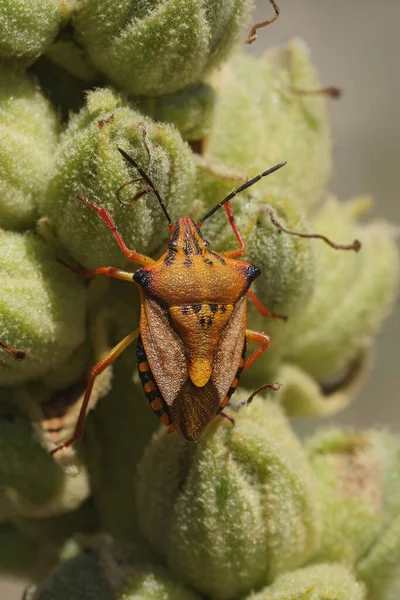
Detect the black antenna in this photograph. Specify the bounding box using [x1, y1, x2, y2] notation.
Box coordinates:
[198, 161, 287, 224]
[117, 148, 173, 226]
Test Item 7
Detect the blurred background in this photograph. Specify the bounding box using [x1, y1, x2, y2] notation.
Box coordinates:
[3, 1, 400, 597]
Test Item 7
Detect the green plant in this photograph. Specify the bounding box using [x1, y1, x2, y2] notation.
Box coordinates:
[0, 2, 399, 599]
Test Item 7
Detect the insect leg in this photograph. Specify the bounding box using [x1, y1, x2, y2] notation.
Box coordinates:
[247, 289, 288, 321]
[292, 86, 342, 99]
[245, 0, 280, 45]
[76, 194, 155, 266]
[243, 329, 271, 373]
[220, 200, 246, 259]
[0, 341, 25, 361]
[50, 327, 140, 455]
[61, 263, 135, 283]
[232, 380, 283, 410]
[267, 209, 361, 252]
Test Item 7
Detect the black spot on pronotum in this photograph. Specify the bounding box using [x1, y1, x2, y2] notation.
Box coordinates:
[193, 305, 202, 314]
[207, 317, 213, 327]
[245, 265, 260, 283]
[200, 316, 206, 327]
[210, 304, 218, 313]
[133, 268, 152, 292]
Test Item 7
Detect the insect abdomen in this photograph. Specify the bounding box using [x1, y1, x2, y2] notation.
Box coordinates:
[136, 335, 174, 429]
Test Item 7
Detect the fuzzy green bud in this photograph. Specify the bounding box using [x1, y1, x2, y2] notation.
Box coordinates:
[0, 0, 66, 66]
[357, 514, 400, 600]
[137, 398, 320, 600]
[41, 88, 196, 269]
[0, 230, 87, 385]
[307, 429, 400, 568]
[275, 355, 368, 418]
[120, 566, 200, 600]
[0, 394, 64, 506]
[134, 82, 216, 141]
[247, 564, 366, 600]
[0, 68, 59, 230]
[204, 40, 332, 210]
[281, 197, 400, 381]
[73, 0, 253, 97]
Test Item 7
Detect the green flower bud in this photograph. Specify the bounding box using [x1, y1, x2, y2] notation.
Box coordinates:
[204, 40, 332, 210]
[73, 0, 253, 97]
[0, 394, 63, 507]
[0, 68, 59, 230]
[0, 0, 66, 66]
[281, 197, 400, 381]
[247, 564, 366, 600]
[0, 230, 87, 385]
[41, 88, 196, 269]
[275, 353, 368, 418]
[306, 429, 400, 568]
[137, 398, 320, 600]
[120, 566, 200, 600]
[134, 82, 216, 141]
[357, 514, 400, 600]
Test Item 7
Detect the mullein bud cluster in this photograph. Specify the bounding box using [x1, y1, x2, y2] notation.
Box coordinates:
[0, 2, 399, 599]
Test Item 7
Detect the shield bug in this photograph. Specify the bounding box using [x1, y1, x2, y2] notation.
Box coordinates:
[51, 148, 360, 454]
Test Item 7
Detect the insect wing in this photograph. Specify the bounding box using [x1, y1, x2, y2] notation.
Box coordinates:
[140, 295, 187, 405]
[211, 295, 246, 400]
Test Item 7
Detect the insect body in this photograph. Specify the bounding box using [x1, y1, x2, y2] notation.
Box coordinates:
[134, 217, 261, 441]
[51, 147, 359, 454]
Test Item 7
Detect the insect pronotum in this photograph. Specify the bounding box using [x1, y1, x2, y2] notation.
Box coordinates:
[51, 146, 360, 454]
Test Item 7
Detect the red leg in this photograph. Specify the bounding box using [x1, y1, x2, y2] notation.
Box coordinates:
[246, 380, 283, 404]
[233, 380, 283, 410]
[51, 328, 139, 455]
[220, 200, 246, 259]
[76, 195, 155, 266]
[243, 329, 271, 373]
[247, 289, 288, 321]
[0, 341, 25, 361]
[219, 411, 235, 426]
[61, 262, 135, 283]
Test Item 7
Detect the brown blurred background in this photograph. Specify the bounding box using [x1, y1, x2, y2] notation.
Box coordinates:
[2, 1, 399, 597]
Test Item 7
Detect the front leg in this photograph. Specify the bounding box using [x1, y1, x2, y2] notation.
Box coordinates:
[61, 263, 135, 283]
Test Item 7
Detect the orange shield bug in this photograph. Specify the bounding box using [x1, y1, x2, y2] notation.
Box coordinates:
[51, 148, 360, 454]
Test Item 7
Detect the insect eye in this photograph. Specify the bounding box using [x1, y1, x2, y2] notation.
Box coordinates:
[168, 240, 178, 250]
[203, 239, 210, 247]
